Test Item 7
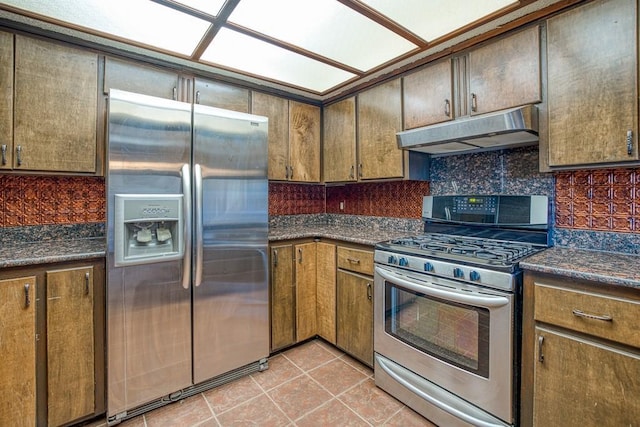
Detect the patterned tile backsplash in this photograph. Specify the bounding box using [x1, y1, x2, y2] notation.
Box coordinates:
[0, 175, 105, 227]
[1, 159, 639, 240]
[325, 181, 430, 218]
[555, 168, 640, 233]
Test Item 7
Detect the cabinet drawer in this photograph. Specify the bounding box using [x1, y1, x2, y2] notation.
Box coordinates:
[534, 283, 640, 348]
[337, 247, 374, 276]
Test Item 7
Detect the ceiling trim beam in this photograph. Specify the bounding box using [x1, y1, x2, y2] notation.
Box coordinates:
[190, 0, 241, 59]
[222, 21, 364, 76]
[337, 0, 427, 47]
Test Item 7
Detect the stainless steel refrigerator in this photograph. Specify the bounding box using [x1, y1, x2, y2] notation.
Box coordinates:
[106, 89, 269, 422]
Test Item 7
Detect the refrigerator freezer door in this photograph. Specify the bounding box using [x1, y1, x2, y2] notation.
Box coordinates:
[107, 90, 192, 416]
[192, 104, 269, 383]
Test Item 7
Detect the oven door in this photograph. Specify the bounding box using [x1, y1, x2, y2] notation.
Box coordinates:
[374, 265, 515, 424]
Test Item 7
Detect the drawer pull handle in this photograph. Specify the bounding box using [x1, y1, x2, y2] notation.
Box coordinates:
[273, 249, 278, 267]
[572, 309, 613, 322]
[347, 258, 360, 264]
[367, 283, 372, 301]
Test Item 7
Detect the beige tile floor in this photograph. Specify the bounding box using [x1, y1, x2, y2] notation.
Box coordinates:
[97, 339, 437, 427]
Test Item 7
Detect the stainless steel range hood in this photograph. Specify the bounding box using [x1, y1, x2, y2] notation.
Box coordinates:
[397, 105, 539, 157]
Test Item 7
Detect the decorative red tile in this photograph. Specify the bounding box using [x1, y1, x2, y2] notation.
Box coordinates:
[611, 216, 634, 232]
[589, 215, 611, 231]
[573, 215, 590, 229]
[573, 171, 591, 186]
[590, 170, 611, 186]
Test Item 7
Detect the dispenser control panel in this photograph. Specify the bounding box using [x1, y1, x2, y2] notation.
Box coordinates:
[114, 194, 184, 267]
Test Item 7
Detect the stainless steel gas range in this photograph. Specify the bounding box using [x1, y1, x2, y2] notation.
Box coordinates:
[374, 195, 549, 427]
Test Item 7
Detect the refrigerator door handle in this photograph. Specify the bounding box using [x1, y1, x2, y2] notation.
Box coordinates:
[194, 163, 204, 287]
[181, 163, 192, 289]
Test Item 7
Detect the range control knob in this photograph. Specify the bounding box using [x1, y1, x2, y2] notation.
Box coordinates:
[470, 271, 481, 282]
[424, 262, 434, 272]
[453, 268, 465, 279]
[399, 257, 409, 267]
[388, 255, 398, 264]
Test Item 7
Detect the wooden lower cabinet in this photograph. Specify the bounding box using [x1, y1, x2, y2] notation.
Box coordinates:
[533, 326, 640, 426]
[270, 244, 296, 350]
[522, 272, 640, 427]
[336, 270, 373, 367]
[0, 276, 37, 427]
[316, 242, 336, 344]
[295, 242, 317, 342]
[46, 266, 95, 427]
[0, 260, 105, 427]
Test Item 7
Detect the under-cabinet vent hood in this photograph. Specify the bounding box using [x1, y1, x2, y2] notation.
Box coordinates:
[397, 105, 539, 157]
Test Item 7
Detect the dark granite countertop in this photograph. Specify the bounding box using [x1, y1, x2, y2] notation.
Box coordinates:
[0, 238, 106, 269]
[269, 224, 411, 247]
[521, 247, 640, 289]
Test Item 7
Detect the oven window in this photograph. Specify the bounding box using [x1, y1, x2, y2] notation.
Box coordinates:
[384, 281, 490, 378]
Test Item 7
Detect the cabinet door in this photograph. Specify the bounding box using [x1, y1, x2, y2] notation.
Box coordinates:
[357, 79, 403, 180]
[547, 0, 638, 166]
[323, 97, 357, 182]
[194, 78, 249, 112]
[252, 92, 289, 181]
[0, 31, 13, 170]
[0, 276, 36, 427]
[316, 242, 336, 344]
[14, 36, 98, 173]
[468, 25, 541, 116]
[270, 244, 295, 351]
[403, 59, 453, 129]
[534, 327, 640, 426]
[104, 57, 180, 100]
[336, 270, 373, 366]
[289, 101, 321, 183]
[295, 243, 317, 341]
[46, 266, 95, 427]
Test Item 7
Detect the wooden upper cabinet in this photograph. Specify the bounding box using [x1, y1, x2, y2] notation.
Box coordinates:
[0, 31, 13, 171]
[289, 101, 321, 183]
[357, 79, 404, 180]
[468, 25, 541, 116]
[104, 57, 180, 100]
[46, 266, 95, 427]
[403, 59, 454, 129]
[547, 0, 638, 167]
[14, 35, 98, 173]
[251, 92, 289, 181]
[0, 276, 37, 427]
[323, 97, 357, 182]
[194, 78, 249, 112]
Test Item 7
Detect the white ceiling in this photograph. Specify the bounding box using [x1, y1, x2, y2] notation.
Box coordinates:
[0, 0, 538, 97]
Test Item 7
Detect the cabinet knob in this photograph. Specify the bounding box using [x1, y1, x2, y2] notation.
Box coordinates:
[471, 93, 478, 113]
[627, 129, 633, 155]
[367, 283, 372, 301]
[85, 272, 90, 295]
[444, 99, 451, 117]
[297, 248, 303, 263]
[1, 144, 6, 165]
[358, 163, 363, 178]
[16, 145, 22, 167]
[273, 249, 279, 267]
[350, 165, 355, 179]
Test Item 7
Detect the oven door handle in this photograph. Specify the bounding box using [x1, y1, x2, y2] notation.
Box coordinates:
[375, 267, 510, 308]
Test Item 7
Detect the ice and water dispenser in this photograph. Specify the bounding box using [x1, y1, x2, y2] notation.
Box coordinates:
[114, 194, 184, 266]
